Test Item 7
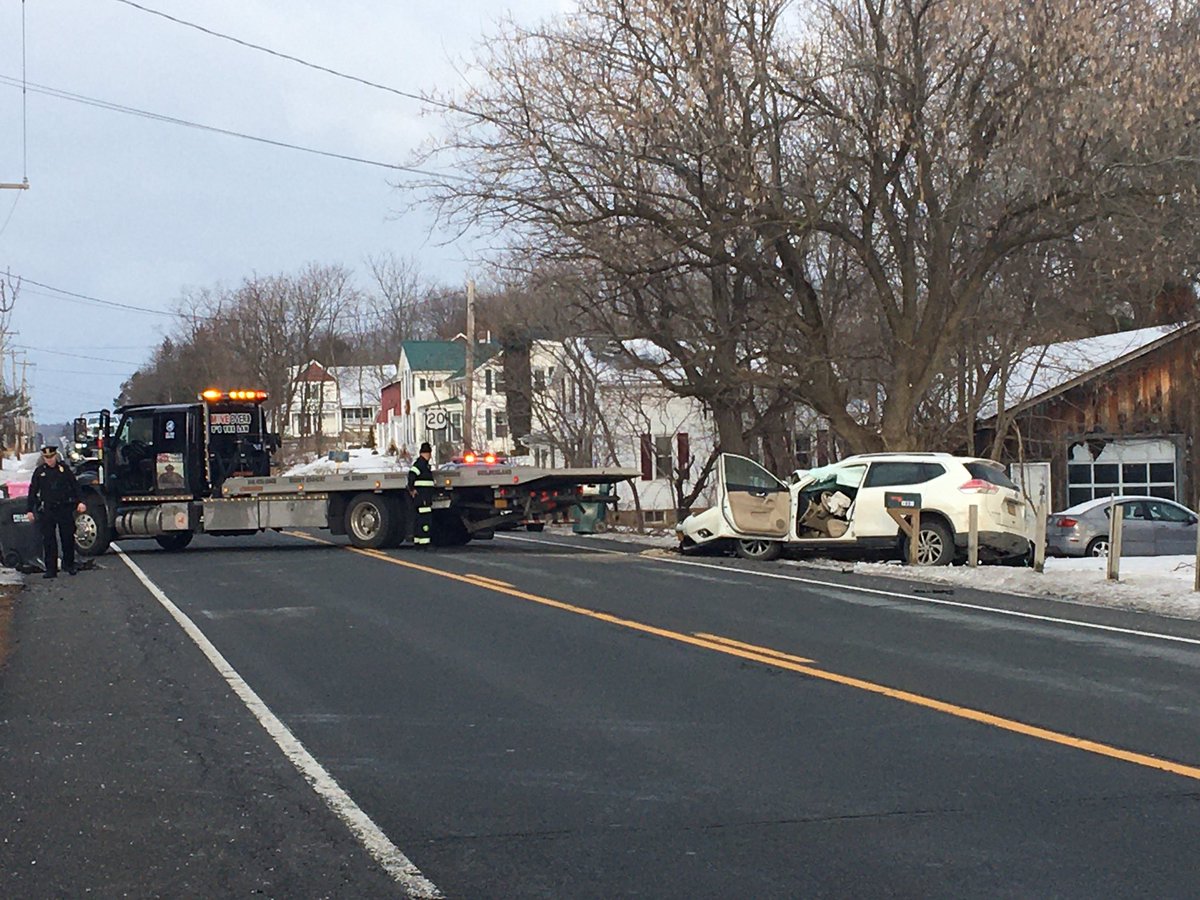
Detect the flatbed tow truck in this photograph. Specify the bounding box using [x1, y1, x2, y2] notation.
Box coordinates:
[71, 389, 638, 556]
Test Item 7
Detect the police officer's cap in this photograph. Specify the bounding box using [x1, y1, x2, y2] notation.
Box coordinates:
[40, 444, 58, 454]
[419, 442, 433, 454]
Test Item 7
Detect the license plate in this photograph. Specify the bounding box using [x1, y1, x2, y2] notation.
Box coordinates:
[494, 498, 508, 509]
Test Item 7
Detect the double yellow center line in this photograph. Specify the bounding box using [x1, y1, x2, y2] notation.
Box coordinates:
[289, 531, 1200, 783]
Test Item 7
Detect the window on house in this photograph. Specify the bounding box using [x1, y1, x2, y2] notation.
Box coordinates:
[495, 412, 508, 439]
[495, 369, 506, 392]
[485, 369, 493, 395]
[533, 369, 546, 392]
[654, 435, 673, 480]
[419, 377, 427, 392]
[485, 408, 494, 441]
[794, 434, 812, 468]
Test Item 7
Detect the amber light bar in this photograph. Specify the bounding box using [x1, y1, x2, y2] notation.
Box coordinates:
[201, 388, 269, 402]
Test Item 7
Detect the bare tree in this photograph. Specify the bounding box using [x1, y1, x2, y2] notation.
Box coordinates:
[426, 0, 1200, 454]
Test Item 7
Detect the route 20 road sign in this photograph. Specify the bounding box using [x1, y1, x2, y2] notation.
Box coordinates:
[424, 409, 449, 431]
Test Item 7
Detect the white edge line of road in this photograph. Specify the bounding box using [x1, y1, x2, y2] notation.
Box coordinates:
[500, 534, 1200, 649]
[113, 545, 444, 900]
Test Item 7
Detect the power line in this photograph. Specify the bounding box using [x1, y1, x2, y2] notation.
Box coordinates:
[0, 75, 462, 179]
[9, 271, 453, 331]
[110, 0, 442, 108]
[14, 277, 181, 318]
[13, 344, 143, 365]
[0, 191, 21, 240]
[28, 365, 133, 376]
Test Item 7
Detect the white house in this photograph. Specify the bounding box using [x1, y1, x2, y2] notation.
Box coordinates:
[522, 339, 718, 524]
[284, 361, 396, 444]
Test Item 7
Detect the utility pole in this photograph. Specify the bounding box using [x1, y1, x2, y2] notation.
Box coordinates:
[464, 279, 475, 453]
[18, 353, 28, 453]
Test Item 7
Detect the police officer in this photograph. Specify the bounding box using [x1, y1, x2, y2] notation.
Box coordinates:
[407, 441, 435, 548]
[27, 444, 86, 578]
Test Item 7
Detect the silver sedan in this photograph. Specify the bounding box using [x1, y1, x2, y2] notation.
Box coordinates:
[1045, 496, 1198, 557]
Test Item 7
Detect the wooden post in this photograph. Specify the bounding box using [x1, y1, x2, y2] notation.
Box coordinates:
[886, 493, 923, 564]
[1034, 498, 1047, 574]
[1194, 519, 1200, 593]
[967, 504, 979, 568]
[1106, 501, 1123, 582]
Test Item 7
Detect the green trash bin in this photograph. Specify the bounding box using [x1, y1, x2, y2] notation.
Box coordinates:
[572, 484, 611, 534]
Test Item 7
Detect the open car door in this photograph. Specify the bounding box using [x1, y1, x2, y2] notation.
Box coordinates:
[719, 454, 790, 539]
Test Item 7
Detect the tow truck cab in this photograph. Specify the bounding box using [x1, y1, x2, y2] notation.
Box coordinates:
[76, 392, 274, 500]
[72, 391, 277, 555]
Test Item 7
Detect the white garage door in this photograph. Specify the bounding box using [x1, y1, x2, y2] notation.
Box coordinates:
[1067, 438, 1177, 506]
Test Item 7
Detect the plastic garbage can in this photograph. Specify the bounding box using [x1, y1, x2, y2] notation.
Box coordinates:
[572, 483, 611, 535]
[0, 497, 43, 571]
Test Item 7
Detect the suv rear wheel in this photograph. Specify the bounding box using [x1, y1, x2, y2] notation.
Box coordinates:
[913, 519, 953, 566]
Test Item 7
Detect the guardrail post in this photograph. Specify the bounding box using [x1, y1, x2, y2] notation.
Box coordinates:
[1106, 500, 1123, 582]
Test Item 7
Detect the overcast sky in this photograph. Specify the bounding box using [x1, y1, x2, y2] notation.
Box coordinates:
[0, 0, 568, 423]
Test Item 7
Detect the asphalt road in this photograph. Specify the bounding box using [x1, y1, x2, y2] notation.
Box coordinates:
[5, 528, 1200, 898]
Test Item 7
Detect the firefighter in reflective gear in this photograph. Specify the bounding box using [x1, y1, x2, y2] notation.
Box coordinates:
[407, 442, 435, 547]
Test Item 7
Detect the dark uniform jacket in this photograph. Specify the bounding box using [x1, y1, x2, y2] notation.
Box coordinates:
[27, 460, 82, 513]
[407, 455, 433, 490]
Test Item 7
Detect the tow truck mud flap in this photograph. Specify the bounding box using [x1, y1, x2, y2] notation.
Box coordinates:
[203, 498, 329, 530]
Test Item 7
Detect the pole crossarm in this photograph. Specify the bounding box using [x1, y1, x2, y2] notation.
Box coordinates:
[0, 180, 30, 190]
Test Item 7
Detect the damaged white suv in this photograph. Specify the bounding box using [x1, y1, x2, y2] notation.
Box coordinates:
[676, 452, 1033, 566]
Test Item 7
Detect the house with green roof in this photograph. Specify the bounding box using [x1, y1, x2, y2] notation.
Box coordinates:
[376, 338, 502, 459]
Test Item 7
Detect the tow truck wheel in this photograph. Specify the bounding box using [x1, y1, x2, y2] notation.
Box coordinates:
[345, 493, 399, 549]
[155, 531, 194, 552]
[74, 498, 111, 557]
[734, 538, 782, 561]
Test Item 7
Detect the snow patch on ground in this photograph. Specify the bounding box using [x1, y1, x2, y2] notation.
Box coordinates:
[578, 525, 1200, 621]
[0, 452, 39, 484]
[830, 555, 1200, 620]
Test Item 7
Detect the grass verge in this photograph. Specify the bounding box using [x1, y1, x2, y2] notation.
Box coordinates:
[0, 582, 23, 670]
